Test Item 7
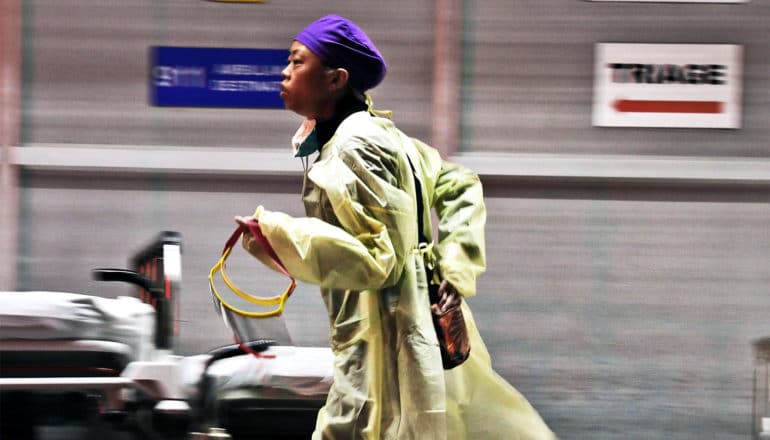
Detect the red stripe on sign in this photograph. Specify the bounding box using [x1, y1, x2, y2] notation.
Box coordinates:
[613, 99, 723, 114]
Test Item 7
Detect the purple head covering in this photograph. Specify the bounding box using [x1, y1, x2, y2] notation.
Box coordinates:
[295, 14, 387, 92]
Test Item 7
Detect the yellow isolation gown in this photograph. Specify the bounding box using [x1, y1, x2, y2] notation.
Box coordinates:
[243, 108, 557, 440]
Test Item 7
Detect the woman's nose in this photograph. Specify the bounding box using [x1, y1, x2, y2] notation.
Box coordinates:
[282, 64, 291, 79]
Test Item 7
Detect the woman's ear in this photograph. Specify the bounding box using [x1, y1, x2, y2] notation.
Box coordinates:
[328, 68, 350, 91]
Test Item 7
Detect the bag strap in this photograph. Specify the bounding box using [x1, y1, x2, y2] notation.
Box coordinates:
[404, 152, 428, 246]
[404, 150, 442, 305]
[208, 217, 296, 318]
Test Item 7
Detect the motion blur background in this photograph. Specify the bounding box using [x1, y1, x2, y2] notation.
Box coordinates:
[1, 1, 769, 439]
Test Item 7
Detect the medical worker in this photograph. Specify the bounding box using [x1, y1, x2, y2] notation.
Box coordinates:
[238, 14, 557, 440]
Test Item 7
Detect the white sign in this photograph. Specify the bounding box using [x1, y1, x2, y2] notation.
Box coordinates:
[593, 43, 742, 128]
[586, 1, 749, 3]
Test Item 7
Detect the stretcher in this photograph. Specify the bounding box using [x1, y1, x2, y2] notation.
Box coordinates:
[0, 231, 332, 440]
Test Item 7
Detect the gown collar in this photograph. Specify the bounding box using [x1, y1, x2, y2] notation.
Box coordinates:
[293, 93, 369, 158]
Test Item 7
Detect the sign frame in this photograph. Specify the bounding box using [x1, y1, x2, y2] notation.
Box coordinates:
[150, 46, 287, 109]
[592, 43, 743, 129]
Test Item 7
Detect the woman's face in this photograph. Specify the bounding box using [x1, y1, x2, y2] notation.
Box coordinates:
[280, 41, 334, 119]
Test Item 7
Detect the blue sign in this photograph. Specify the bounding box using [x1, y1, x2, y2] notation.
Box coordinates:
[150, 46, 287, 108]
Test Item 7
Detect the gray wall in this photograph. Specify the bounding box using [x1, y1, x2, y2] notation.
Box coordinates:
[467, 1, 770, 156]
[22, 0, 434, 147]
[12, 1, 770, 439]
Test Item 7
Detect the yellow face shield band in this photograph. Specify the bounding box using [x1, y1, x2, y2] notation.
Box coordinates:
[208, 217, 296, 343]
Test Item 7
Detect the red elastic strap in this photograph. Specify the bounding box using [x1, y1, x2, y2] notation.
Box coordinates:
[233, 335, 276, 359]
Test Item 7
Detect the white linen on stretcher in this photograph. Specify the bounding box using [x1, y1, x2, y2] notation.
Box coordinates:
[181, 346, 334, 400]
[0, 291, 156, 361]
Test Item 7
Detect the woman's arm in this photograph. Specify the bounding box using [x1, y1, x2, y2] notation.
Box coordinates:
[431, 159, 487, 297]
[245, 139, 415, 292]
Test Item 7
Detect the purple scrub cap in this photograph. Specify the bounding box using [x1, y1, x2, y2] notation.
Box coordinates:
[296, 14, 387, 92]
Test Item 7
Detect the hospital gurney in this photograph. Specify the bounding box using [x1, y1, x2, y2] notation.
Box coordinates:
[181, 341, 332, 439]
[0, 231, 187, 439]
[0, 231, 332, 439]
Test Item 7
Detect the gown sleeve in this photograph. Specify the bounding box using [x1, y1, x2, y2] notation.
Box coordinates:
[429, 156, 487, 298]
[243, 137, 416, 292]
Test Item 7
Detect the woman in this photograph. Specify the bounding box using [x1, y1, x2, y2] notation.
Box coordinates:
[239, 14, 557, 440]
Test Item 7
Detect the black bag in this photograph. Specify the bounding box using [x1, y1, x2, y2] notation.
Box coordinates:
[427, 273, 471, 369]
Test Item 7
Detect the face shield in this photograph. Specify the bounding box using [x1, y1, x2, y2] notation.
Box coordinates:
[208, 218, 296, 352]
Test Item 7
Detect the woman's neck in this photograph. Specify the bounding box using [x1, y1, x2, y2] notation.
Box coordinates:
[315, 92, 368, 147]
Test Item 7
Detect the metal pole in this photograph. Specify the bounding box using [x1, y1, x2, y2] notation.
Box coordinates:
[0, 0, 21, 290]
[431, 0, 462, 158]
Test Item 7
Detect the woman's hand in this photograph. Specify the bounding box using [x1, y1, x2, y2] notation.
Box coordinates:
[234, 215, 252, 227]
[235, 206, 264, 233]
[436, 280, 462, 313]
[234, 216, 257, 237]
